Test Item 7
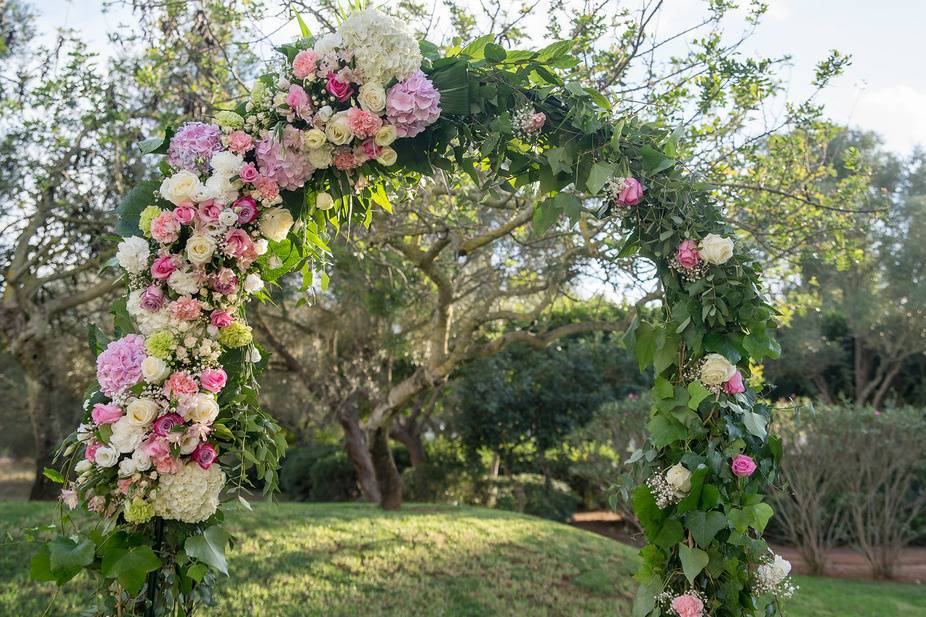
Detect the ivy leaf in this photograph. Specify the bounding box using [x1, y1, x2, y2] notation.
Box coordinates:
[742, 411, 768, 439]
[687, 380, 711, 410]
[585, 161, 615, 195]
[641, 144, 676, 174]
[115, 180, 161, 237]
[686, 510, 727, 547]
[545, 147, 572, 175]
[654, 519, 684, 548]
[102, 546, 161, 595]
[554, 192, 582, 223]
[532, 197, 562, 235]
[184, 525, 231, 575]
[678, 543, 710, 584]
[750, 503, 774, 532]
[49, 536, 95, 574]
[647, 415, 687, 448]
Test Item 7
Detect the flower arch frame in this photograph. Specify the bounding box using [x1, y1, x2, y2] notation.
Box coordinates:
[33, 8, 790, 617]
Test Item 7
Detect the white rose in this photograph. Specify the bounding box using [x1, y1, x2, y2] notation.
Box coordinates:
[185, 233, 217, 265]
[699, 233, 734, 265]
[306, 146, 333, 169]
[700, 353, 736, 387]
[325, 111, 353, 145]
[118, 457, 138, 477]
[376, 146, 397, 167]
[94, 446, 119, 468]
[132, 449, 152, 472]
[126, 398, 159, 427]
[315, 105, 333, 124]
[116, 237, 151, 274]
[75, 459, 92, 474]
[358, 82, 387, 114]
[160, 170, 203, 206]
[665, 463, 692, 496]
[254, 238, 269, 256]
[244, 273, 264, 293]
[374, 124, 397, 147]
[314, 32, 342, 56]
[315, 192, 335, 211]
[111, 419, 146, 453]
[178, 433, 201, 455]
[180, 393, 220, 424]
[303, 128, 327, 150]
[210, 151, 244, 179]
[218, 209, 238, 226]
[259, 207, 294, 243]
[168, 269, 200, 295]
[141, 356, 171, 383]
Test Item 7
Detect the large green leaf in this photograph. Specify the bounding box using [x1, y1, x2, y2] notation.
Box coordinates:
[429, 59, 470, 116]
[101, 545, 161, 595]
[184, 525, 231, 575]
[585, 161, 615, 195]
[686, 510, 727, 547]
[647, 415, 687, 448]
[116, 180, 161, 237]
[45, 536, 95, 583]
[678, 543, 710, 584]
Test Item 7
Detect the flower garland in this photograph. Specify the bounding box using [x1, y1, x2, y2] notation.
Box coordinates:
[33, 8, 791, 617]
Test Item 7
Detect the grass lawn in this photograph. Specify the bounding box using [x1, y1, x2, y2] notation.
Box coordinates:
[1, 501, 924, 616]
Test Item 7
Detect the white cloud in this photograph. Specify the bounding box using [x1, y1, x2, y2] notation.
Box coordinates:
[848, 85, 926, 154]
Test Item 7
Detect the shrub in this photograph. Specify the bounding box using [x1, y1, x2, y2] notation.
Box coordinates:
[492, 474, 580, 522]
[401, 437, 483, 503]
[280, 442, 359, 502]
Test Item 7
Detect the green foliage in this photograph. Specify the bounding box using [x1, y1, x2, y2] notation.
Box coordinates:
[492, 474, 581, 522]
[280, 442, 360, 502]
[184, 526, 231, 576]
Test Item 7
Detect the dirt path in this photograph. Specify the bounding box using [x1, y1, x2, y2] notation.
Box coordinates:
[569, 511, 926, 584]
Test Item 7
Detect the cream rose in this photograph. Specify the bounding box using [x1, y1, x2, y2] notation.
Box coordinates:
[259, 207, 295, 242]
[665, 463, 692, 496]
[700, 353, 736, 387]
[181, 393, 220, 424]
[303, 128, 327, 150]
[110, 417, 146, 454]
[699, 233, 734, 265]
[126, 398, 159, 427]
[374, 124, 397, 147]
[358, 82, 387, 114]
[376, 146, 397, 167]
[325, 111, 353, 145]
[141, 356, 171, 383]
[186, 233, 217, 265]
[159, 170, 202, 206]
[306, 146, 333, 169]
[244, 273, 264, 293]
[316, 192, 335, 211]
[94, 445, 119, 468]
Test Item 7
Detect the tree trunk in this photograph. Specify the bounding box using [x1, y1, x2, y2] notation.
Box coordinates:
[338, 402, 382, 505]
[389, 424, 426, 467]
[18, 335, 65, 500]
[370, 426, 402, 510]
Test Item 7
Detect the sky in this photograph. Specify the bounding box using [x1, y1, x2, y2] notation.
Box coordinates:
[31, 0, 926, 155]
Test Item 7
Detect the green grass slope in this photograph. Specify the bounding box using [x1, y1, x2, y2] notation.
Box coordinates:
[1, 501, 924, 616]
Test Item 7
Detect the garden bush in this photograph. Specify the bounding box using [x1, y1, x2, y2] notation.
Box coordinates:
[280, 442, 360, 502]
[492, 474, 581, 522]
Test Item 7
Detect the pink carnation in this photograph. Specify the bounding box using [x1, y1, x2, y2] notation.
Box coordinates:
[150, 211, 181, 243]
[167, 122, 224, 173]
[255, 135, 313, 191]
[174, 204, 196, 225]
[675, 240, 701, 270]
[723, 370, 745, 395]
[346, 107, 383, 139]
[239, 163, 259, 183]
[92, 403, 123, 425]
[153, 412, 185, 437]
[168, 296, 203, 321]
[254, 175, 280, 199]
[671, 593, 704, 617]
[191, 442, 218, 469]
[150, 255, 177, 280]
[210, 310, 234, 328]
[386, 71, 442, 138]
[139, 285, 165, 311]
[333, 148, 357, 170]
[731, 454, 757, 478]
[226, 130, 254, 154]
[200, 368, 228, 393]
[292, 50, 318, 80]
[164, 371, 199, 399]
[96, 334, 146, 396]
[617, 177, 644, 206]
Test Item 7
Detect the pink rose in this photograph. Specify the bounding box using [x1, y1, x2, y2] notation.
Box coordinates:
[731, 454, 757, 478]
[200, 368, 227, 393]
[292, 49, 318, 79]
[239, 163, 259, 184]
[174, 204, 196, 225]
[617, 177, 644, 205]
[723, 370, 745, 395]
[527, 112, 546, 132]
[224, 228, 253, 258]
[233, 196, 258, 224]
[210, 268, 238, 295]
[325, 71, 354, 102]
[210, 309, 234, 328]
[360, 139, 381, 161]
[346, 107, 383, 139]
[150, 211, 181, 243]
[254, 175, 279, 199]
[671, 593, 704, 617]
[675, 240, 701, 270]
[150, 254, 177, 280]
[153, 412, 185, 437]
[227, 130, 254, 154]
[191, 442, 218, 469]
[117, 478, 133, 495]
[168, 296, 203, 321]
[164, 371, 199, 398]
[154, 455, 180, 475]
[285, 84, 312, 119]
[85, 442, 100, 462]
[198, 200, 222, 223]
[139, 285, 165, 311]
[143, 435, 170, 459]
[91, 403, 123, 425]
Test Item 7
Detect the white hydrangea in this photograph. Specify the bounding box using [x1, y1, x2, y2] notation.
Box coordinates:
[116, 237, 151, 274]
[210, 151, 244, 179]
[313, 32, 342, 56]
[152, 463, 225, 523]
[339, 8, 422, 84]
[205, 173, 239, 204]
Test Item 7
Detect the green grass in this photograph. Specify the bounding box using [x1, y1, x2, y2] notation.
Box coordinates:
[1, 501, 924, 616]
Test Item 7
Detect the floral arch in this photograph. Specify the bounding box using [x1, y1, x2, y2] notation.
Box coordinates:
[32, 8, 791, 617]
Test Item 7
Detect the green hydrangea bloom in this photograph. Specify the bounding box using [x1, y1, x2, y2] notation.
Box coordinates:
[139, 206, 162, 237]
[218, 321, 253, 348]
[124, 497, 155, 524]
[250, 80, 270, 106]
[214, 110, 244, 130]
[145, 331, 176, 359]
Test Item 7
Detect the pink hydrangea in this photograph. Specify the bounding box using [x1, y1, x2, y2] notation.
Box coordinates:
[255, 135, 314, 191]
[150, 211, 181, 243]
[675, 240, 701, 270]
[164, 371, 199, 398]
[92, 403, 123, 425]
[168, 296, 203, 321]
[670, 593, 704, 617]
[386, 71, 442, 138]
[723, 370, 745, 394]
[346, 107, 383, 139]
[226, 130, 254, 154]
[96, 334, 146, 396]
[293, 50, 319, 80]
[167, 122, 224, 173]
